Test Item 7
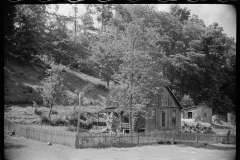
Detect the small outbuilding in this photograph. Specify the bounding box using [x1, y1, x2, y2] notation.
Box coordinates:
[181, 105, 212, 124]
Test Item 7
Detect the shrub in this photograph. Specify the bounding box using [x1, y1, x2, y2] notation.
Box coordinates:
[51, 110, 58, 115]
[66, 125, 77, 132]
[66, 109, 94, 129]
[70, 59, 97, 77]
[40, 115, 52, 125]
[34, 108, 43, 116]
[26, 86, 33, 93]
[51, 116, 66, 126]
[96, 84, 108, 91]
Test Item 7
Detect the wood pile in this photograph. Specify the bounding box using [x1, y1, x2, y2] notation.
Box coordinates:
[181, 119, 214, 134]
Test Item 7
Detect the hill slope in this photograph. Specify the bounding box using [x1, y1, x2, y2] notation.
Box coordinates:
[4, 60, 109, 110]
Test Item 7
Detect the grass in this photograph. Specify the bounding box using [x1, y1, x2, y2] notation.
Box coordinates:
[4, 59, 109, 107]
[5, 105, 107, 134]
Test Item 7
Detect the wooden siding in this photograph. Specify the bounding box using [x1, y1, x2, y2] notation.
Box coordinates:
[140, 87, 182, 132]
[182, 107, 212, 123]
[145, 107, 181, 132]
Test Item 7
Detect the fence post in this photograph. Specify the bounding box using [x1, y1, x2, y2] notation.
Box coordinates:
[196, 134, 198, 143]
[164, 130, 166, 142]
[75, 133, 79, 149]
[173, 132, 175, 142]
[137, 132, 140, 145]
[181, 132, 183, 142]
[26, 126, 29, 139]
[104, 133, 106, 145]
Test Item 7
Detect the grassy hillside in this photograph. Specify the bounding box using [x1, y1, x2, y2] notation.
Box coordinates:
[4, 59, 109, 109]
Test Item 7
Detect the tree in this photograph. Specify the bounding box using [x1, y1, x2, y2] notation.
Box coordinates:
[181, 94, 194, 108]
[90, 32, 123, 88]
[39, 63, 69, 118]
[85, 4, 114, 32]
[4, 5, 16, 63]
[170, 4, 191, 24]
[12, 5, 48, 66]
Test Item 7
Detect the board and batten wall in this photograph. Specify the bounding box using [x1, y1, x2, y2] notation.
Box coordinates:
[145, 88, 181, 132]
[182, 107, 212, 123]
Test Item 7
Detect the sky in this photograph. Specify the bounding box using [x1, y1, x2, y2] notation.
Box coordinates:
[57, 4, 236, 41]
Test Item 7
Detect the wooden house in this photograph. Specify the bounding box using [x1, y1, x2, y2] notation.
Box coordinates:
[100, 86, 183, 133]
[144, 86, 183, 132]
[181, 105, 212, 124]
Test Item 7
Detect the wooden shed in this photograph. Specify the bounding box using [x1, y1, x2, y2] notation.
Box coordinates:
[181, 106, 212, 124]
[144, 86, 183, 132]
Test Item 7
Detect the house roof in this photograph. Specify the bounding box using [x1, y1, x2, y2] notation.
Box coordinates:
[165, 86, 184, 109]
[182, 106, 198, 110]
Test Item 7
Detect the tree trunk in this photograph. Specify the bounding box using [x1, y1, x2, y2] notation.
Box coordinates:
[107, 81, 109, 89]
[74, 4, 77, 43]
[77, 93, 81, 133]
[130, 93, 132, 135]
[101, 18, 104, 32]
[48, 105, 53, 119]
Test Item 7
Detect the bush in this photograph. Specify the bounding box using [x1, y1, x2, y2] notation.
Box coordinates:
[70, 59, 97, 77]
[51, 116, 66, 126]
[26, 86, 33, 93]
[96, 84, 108, 91]
[66, 109, 94, 129]
[40, 115, 52, 125]
[51, 110, 58, 115]
[34, 108, 43, 116]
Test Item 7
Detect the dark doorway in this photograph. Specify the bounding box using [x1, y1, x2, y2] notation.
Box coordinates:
[162, 111, 165, 127]
[188, 112, 192, 119]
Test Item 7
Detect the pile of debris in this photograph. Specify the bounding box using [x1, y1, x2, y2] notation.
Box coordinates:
[7, 129, 15, 136]
[181, 119, 214, 134]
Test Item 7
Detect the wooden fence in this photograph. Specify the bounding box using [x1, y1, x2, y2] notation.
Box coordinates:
[4, 118, 236, 149]
[75, 130, 236, 148]
[4, 118, 76, 147]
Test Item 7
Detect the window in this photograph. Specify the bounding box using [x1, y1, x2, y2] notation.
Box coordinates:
[161, 94, 168, 106]
[151, 109, 155, 117]
[172, 109, 176, 124]
[188, 112, 192, 119]
[123, 117, 129, 123]
[162, 111, 165, 127]
[204, 113, 206, 117]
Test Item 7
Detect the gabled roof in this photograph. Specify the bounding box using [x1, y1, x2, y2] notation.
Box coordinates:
[165, 86, 184, 109]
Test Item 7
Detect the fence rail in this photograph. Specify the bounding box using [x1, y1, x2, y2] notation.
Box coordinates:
[4, 118, 236, 149]
[4, 118, 76, 147]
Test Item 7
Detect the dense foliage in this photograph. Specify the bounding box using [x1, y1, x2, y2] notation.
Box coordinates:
[4, 4, 235, 115]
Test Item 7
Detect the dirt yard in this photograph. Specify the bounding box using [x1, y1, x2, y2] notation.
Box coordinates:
[4, 134, 236, 160]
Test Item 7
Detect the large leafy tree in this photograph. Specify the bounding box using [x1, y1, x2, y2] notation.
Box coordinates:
[39, 63, 69, 118]
[12, 5, 48, 65]
[4, 5, 16, 63]
[90, 32, 123, 88]
[86, 4, 114, 32]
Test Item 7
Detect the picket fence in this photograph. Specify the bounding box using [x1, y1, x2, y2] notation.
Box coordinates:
[4, 118, 76, 147]
[4, 118, 236, 149]
[75, 130, 236, 148]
